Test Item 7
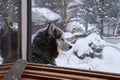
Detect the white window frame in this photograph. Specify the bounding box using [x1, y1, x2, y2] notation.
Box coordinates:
[21, 0, 27, 60]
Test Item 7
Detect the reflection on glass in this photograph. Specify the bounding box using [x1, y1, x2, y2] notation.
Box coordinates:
[31, 0, 120, 74]
[0, 0, 20, 64]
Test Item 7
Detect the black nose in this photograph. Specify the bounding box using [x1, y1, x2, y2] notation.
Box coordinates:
[69, 45, 72, 49]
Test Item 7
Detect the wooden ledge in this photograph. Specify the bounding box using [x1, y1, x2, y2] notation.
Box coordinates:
[0, 59, 120, 80]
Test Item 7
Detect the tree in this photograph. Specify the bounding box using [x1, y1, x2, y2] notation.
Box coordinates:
[32, 0, 120, 36]
[92, 0, 120, 37]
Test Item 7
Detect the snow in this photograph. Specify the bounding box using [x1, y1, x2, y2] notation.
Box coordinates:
[116, 42, 120, 48]
[88, 24, 96, 30]
[66, 22, 97, 34]
[56, 33, 120, 74]
[66, 22, 85, 32]
[85, 33, 107, 45]
[32, 8, 61, 21]
[74, 39, 93, 57]
[11, 22, 18, 31]
[97, 47, 120, 73]
[64, 32, 74, 38]
[0, 22, 18, 31]
[68, 2, 78, 9]
[32, 0, 36, 7]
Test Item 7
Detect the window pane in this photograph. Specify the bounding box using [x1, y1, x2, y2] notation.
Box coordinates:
[30, 0, 120, 74]
[0, 0, 21, 64]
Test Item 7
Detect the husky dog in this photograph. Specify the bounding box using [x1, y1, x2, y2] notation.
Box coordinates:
[0, 24, 18, 63]
[32, 23, 72, 65]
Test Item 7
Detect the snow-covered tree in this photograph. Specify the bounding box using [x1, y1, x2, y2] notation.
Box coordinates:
[93, 0, 120, 37]
[32, 0, 120, 36]
[75, 0, 120, 37]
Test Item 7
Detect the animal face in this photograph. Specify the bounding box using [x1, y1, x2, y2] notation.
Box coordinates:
[56, 37, 72, 51]
[32, 23, 72, 65]
[47, 23, 72, 51]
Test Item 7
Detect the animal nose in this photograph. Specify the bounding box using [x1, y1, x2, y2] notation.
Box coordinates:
[69, 45, 72, 49]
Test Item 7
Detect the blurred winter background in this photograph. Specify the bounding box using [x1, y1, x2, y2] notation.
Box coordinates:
[31, 0, 120, 74]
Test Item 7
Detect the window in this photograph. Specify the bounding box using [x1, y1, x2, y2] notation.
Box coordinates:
[0, 0, 21, 64]
[27, 0, 120, 75]
[0, 0, 120, 79]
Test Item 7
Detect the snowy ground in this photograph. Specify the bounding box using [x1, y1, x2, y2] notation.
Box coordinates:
[56, 33, 120, 74]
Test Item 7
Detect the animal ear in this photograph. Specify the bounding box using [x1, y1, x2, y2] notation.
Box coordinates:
[47, 23, 56, 35]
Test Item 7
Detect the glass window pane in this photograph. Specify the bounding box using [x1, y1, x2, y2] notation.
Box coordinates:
[0, 0, 21, 64]
[30, 0, 120, 74]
